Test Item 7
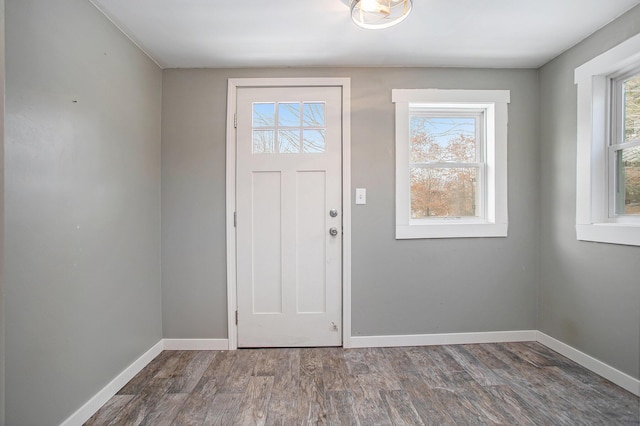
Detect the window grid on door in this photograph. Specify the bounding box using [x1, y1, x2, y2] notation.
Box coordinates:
[252, 102, 326, 154]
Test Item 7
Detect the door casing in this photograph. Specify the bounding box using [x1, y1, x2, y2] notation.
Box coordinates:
[226, 78, 352, 350]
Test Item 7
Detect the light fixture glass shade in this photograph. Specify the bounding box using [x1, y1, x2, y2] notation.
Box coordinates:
[350, 0, 413, 29]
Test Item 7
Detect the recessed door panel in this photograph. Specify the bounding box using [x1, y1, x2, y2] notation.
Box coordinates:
[251, 171, 282, 314]
[296, 171, 327, 314]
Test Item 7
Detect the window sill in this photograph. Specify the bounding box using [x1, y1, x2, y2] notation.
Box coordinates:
[396, 223, 508, 239]
[576, 223, 640, 247]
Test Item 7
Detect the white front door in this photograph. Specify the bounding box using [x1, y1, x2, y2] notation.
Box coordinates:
[235, 86, 343, 347]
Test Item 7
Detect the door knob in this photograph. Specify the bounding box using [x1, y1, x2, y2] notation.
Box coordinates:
[329, 209, 338, 217]
[329, 227, 339, 236]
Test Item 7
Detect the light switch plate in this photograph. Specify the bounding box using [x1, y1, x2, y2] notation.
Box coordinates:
[355, 188, 366, 205]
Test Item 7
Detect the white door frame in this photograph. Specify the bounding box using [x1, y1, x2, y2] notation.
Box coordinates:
[225, 78, 352, 350]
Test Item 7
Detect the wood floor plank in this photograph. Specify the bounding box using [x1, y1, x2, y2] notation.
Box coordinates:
[348, 374, 393, 425]
[200, 350, 235, 383]
[107, 378, 171, 425]
[233, 376, 275, 425]
[202, 392, 244, 425]
[363, 347, 399, 378]
[538, 367, 626, 425]
[405, 346, 439, 370]
[252, 348, 279, 377]
[169, 376, 219, 425]
[456, 379, 521, 424]
[322, 347, 350, 392]
[502, 342, 558, 368]
[168, 350, 216, 394]
[396, 371, 456, 426]
[521, 341, 576, 368]
[464, 343, 510, 370]
[380, 389, 425, 425]
[325, 390, 359, 426]
[425, 345, 465, 372]
[116, 351, 173, 395]
[382, 347, 418, 374]
[483, 384, 549, 425]
[265, 350, 300, 425]
[297, 373, 327, 424]
[494, 367, 576, 425]
[481, 342, 527, 368]
[421, 364, 475, 390]
[155, 351, 196, 379]
[219, 349, 259, 393]
[343, 349, 370, 375]
[138, 393, 188, 426]
[84, 395, 135, 425]
[300, 347, 324, 376]
[429, 387, 489, 426]
[444, 345, 504, 386]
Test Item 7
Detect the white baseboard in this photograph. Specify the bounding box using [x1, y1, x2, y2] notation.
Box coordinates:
[60, 340, 164, 426]
[59, 338, 229, 425]
[350, 330, 537, 348]
[536, 332, 640, 396]
[163, 338, 229, 351]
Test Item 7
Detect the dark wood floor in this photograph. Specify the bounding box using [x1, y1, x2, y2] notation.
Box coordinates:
[85, 342, 639, 425]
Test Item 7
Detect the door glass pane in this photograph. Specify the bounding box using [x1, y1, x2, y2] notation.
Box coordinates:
[623, 74, 640, 143]
[303, 103, 325, 127]
[253, 130, 275, 154]
[410, 116, 476, 163]
[410, 167, 478, 218]
[616, 145, 640, 215]
[278, 130, 300, 153]
[278, 103, 300, 127]
[253, 103, 275, 127]
[303, 129, 325, 153]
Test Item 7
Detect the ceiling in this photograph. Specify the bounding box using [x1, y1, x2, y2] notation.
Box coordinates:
[89, 0, 640, 69]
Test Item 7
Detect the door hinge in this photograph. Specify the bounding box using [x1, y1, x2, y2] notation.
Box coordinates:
[235, 310, 238, 325]
[234, 211, 237, 227]
[234, 113, 237, 128]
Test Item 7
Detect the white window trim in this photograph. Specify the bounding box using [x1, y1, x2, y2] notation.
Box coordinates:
[393, 89, 510, 239]
[575, 33, 640, 246]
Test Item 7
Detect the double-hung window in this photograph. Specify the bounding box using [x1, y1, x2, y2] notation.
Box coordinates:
[393, 89, 510, 239]
[575, 33, 640, 246]
[609, 71, 640, 219]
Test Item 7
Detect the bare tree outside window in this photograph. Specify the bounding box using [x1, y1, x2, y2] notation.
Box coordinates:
[251, 102, 326, 154]
[616, 74, 640, 214]
[409, 115, 480, 218]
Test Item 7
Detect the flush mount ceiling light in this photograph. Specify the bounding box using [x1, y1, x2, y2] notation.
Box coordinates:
[350, 0, 413, 29]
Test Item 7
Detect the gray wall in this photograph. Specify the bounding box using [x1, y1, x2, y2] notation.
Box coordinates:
[161, 67, 539, 339]
[5, 0, 163, 424]
[539, 5, 640, 380]
[0, 0, 5, 423]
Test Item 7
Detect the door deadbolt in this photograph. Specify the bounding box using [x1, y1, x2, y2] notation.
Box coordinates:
[329, 209, 338, 218]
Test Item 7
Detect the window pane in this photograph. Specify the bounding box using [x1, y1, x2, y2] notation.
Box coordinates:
[278, 130, 300, 153]
[253, 103, 275, 127]
[253, 130, 275, 154]
[303, 129, 325, 153]
[616, 145, 640, 215]
[624, 74, 640, 143]
[410, 116, 476, 163]
[278, 103, 300, 127]
[410, 167, 478, 218]
[303, 103, 325, 127]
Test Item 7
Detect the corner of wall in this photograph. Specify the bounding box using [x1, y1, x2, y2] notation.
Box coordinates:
[0, 0, 6, 421]
[534, 66, 542, 334]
